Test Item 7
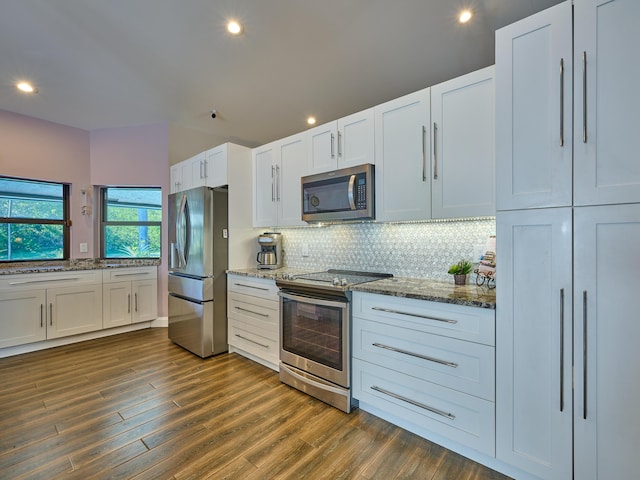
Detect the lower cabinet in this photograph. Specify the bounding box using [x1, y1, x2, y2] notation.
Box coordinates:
[227, 274, 279, 371]
[351, 291, 496, 456]
[102, 267, 158, 328]
[0, 270, 103, 347]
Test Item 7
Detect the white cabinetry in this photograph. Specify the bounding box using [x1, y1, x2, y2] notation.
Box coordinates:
[374, 88, 431, 221]
[253, 133, 307, 228]
[227, 274, 279, 371]
[102, 267, 157, 328]
[431, 66, 495, 218]
[352, 292, 496, 456]
[496, 1, 640, 479]
[170, 164, 182, 194]
[0, 271, 102, 346]
[307, 108, 374, 175]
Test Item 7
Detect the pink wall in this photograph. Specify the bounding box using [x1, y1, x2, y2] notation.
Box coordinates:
[0, 110, 93, 256]
[90, 123, 170, 317]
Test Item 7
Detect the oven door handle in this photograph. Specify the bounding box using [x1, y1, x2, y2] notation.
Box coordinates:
[279, 290, 348, 308]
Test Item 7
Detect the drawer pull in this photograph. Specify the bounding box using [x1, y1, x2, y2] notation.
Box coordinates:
[372, 343, 458, 368]
[234, 306, 269, 317]
[234, 282, 269, 291]
[9, 277, 81, 285]
[234, 334, 269, 349]
[113, 272, 150, 277]
[371, 385, 455, 420]
[371, 307, 457, 324]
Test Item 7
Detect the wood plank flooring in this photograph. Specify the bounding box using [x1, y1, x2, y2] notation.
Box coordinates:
[0, 328, 511, 479]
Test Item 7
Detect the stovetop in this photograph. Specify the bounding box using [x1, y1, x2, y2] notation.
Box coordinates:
[276, 269, 393, 293]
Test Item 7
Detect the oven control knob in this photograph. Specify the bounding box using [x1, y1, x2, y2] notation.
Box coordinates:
[340, 278, 348, 286]
[332, 277, 340, 286]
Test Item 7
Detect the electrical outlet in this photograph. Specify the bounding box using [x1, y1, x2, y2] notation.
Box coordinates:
[79, 243, 88, 253]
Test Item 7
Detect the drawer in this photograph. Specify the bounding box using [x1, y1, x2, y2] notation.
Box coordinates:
[353, 358, 495, 456]
[228, 292, 279, 341]
[102, 266, 157, 283]
[352, 292, 494, 346]
[0, 270, 102, 291]
[353, 316, 495, 401]
[227, 274, 278, 300]
[228, 323, 279, 365]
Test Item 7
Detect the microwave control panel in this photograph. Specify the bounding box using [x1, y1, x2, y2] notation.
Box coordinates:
[356, 174, 367, 209]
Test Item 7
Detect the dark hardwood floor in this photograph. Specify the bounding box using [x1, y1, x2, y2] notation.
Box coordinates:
[0, 328, 511, 479]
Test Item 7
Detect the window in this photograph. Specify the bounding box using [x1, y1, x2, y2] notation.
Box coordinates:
[0, 176, 70, 261]
[101, 187, 161, 259]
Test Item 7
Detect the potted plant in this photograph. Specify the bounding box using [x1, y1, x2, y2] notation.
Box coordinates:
[448, 259, 473, 285]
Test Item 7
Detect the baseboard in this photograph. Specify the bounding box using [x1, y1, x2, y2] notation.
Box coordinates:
[151, 316, 168, 327]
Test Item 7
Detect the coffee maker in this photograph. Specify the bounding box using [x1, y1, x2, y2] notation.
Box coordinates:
[256, 232, 282, 269]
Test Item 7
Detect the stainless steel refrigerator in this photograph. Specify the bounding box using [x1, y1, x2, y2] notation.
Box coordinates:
[168, 186, 228, 358]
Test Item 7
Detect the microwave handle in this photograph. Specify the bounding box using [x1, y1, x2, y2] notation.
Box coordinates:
[347, 174, 356, 210]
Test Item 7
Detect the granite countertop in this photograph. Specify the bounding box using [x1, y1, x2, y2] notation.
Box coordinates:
[0, 259, 161, 276]
[227, 268, 496, 309]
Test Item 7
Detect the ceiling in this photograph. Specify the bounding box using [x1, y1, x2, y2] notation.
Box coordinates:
[0, 0, 562, 148]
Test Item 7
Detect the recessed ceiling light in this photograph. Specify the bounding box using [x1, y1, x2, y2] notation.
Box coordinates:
[459, 9, 473, 24]
[16, 82, 37, 93]
[227, 20, 243, 35]
[307, 116, 317, 126]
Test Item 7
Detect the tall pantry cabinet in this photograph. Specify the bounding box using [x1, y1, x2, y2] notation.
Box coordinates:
[496, 1, 640, 480]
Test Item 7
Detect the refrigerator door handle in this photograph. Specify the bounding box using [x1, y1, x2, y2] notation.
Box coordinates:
[176, 194, 189, 268]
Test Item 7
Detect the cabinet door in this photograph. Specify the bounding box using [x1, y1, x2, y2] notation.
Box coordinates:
[179, 158, 194, 191]
[102, 281, 132, 328]
[574, 0, 640, 206]
[47, 284, 103, 339]
[374, 88, 431, 221]
[337, 108, 374, 169]
[170, 165, 182, 193]
[496, 208, 572, 480]
[188, 152, 207, 189]
[132, 279, 158, 323]
[205, 144, 228, 188]
[307, 121, 338, 174]
[573, 203, 640, 480]
[495, 1, 572, 210]
[278, 133, 307, 227]
[252, 142, 279, 227]
[431, 66, 495, 218]
[0, 289, 46, 348]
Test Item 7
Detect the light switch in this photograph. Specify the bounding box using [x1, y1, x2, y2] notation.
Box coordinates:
[79, 243, 88, 253]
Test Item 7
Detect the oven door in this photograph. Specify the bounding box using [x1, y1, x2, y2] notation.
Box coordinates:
[279, 290, 350, 388]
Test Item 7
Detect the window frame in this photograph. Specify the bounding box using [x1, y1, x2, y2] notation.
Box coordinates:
[0, 176, 70, 263]
[99, 186, 162, 259]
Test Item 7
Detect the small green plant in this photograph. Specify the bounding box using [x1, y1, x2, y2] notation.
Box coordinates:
[448, 259, 474, 275]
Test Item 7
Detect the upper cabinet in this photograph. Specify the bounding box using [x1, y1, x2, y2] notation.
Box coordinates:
[495, 2, 572, 210]
[171, 143, 248, 193]
[431, 66, 496, 218]
[573, 0, 640, 206]
[307, 108, 375, 175]
[497, 0, 640, 211]
[374, 88, 431, 222]
[253, 132, 307, 228]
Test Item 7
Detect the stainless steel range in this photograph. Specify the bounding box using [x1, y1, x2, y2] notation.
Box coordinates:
[276, 270, 392, 413]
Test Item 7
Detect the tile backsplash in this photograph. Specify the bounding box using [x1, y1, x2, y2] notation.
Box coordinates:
[274, 218, 495, 281]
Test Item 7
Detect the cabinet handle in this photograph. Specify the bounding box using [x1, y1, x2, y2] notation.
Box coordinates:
[560, 58, 565, 147]
[371, 306, 457, 324]
[113, 272, 150, 277]
[49, 303, 53, 326]
[276, 164, 280, 201]
[234, 282, 269, 291]
[421, 126, 427, 182]
[582, 51, 588, 143]
[128, 293, 131, 314]
[371, 385, 455, 420]
[9, 277, 81, 285]
[271, 165, 275, 202]
[433, 122, 438, 180]
[330, 133, 335, 158]
[559, 288, 565, 412]
[372, 342, 458, 368]
[199, 161, 204, 179]
[234, 333, 269, 349]
[135, 293, 138, 312]
[234, 306, 269, 317]
[203, 159, 208, 178]
[583, 290, 588, 420]
[40, 304, 44, 328]
[337, 131, 342, 158]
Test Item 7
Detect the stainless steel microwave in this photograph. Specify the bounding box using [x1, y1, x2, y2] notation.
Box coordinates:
[301, 164, 375, 222]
